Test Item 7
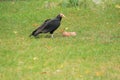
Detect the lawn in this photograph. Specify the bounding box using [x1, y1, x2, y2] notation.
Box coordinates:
[0, 0, 120, 80]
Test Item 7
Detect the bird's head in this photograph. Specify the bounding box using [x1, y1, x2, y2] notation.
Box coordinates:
[56, 13, 65, 20]
[57, 13, 65, 18]
[60, 13, 65, 17]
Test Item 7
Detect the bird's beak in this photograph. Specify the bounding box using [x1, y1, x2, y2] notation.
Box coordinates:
[62, 14, 65, 17]
[60, 13, 65, 18]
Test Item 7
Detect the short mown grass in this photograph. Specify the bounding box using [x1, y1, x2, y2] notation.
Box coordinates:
[0, 0, 120, 80]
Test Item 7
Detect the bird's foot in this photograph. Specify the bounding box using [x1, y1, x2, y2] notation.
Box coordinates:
[51, 34, 54, 38]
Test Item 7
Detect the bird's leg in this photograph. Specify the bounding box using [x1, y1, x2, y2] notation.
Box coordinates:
[50, 31, 54, 38]
[51, 34, 54, 38]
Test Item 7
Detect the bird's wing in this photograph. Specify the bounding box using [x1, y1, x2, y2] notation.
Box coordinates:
[41, 19, 60, 33]
[31, 19, 51, 36]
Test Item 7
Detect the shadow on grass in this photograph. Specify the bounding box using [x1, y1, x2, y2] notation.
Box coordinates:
[29, 33, 64, 39]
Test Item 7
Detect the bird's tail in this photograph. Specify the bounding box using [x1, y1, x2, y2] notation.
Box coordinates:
[29, 30, 36, 37]
[29, 31, 38, 38]
[29, 29, 41, 38]
[29, 31, 35, 37]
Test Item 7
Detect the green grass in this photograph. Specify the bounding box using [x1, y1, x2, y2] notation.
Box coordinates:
[0, 0, 120, 80]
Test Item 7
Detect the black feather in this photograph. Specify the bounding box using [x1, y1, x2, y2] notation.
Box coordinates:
[29, 19, 51, 37]
[30, 14, 63, 37]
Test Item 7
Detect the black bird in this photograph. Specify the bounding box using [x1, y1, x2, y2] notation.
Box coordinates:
[30, 13, 65, 38]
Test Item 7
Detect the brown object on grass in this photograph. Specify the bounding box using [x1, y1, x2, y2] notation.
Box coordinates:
[62, 31, 76, 37]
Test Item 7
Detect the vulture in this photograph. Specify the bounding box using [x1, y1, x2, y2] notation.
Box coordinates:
[30, 13, 65, 38]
